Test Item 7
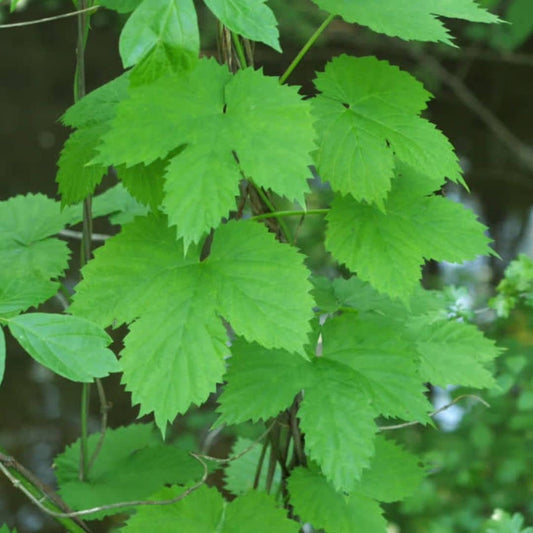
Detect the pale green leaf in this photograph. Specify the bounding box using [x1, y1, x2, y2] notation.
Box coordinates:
[70, 216, 313, 431]
[299, 358, 377, 490]
[326, 166, 492, 300]
[0, 194, 71, 314]
[123, 485, 223, 532]
[356, 435, 426, 502]
[313, 55, 460, 204]
[7, 313, 119, 382]
[55, 424, 203, 519]
[95, 59, 314, 244]
[217, 339, 311, 426]
[119, 0, 199, 84]
[311, 0, 500, 45]
[0, 327, 5, 386]
[204, 0, 281, 52]
[411, 318, 503, 388]
[288, 466, 387, 532]
[91, 183, 149, 223]
[224, 436, 282, 496]
[322, 314, 432, 422]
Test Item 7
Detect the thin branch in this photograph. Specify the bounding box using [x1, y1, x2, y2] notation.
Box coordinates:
[195, 422, 275, 464]
[0, 452, 208, 519]
[251, 209, 329, 222]
[86, 378, 110, 472]
[378, 394, 490, 431]
[0, 5, 99, 28]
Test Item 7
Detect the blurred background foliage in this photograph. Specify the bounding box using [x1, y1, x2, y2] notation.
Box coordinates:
[0, 0, 532, 531]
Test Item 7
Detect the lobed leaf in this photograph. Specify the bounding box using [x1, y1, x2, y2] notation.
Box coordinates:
[311, 0, 500, 45]
[95, 59, 314, 245]
[0, 194, 71, 314]
[55, 424, 203, 519]
[321, 314, 432, 423]
[216, 339, 312, 426]
[299, 358, 377, 491]
[288, 466, 387, 532]
[313, 55, 460, 205]
[326, 165, 492, 301]
[70, 216, 313, 432]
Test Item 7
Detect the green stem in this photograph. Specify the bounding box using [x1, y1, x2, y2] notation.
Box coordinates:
[279, 13, 335, 85]
[231, 31, 248, 69]
[251, 208, 329, 221]
[251, 185, 292, 242]
[75, 0, 94, 483]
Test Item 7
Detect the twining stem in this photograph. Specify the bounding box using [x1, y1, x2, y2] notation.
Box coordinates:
[75, 0, 94, 483]
[231, 31, 248, 69]
[251, 208, 329, 222]
[279, 13, 335, 85]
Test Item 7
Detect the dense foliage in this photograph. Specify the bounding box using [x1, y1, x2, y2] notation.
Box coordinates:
[0, 0, 530, 531]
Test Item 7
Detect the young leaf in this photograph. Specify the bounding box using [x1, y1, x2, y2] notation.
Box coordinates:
[0, 194, 71, 314]
[7, 313, 119, 382]
[326, 166, 492, 301]
[0, 327, 5, 386]
[94, 59, 315, 245]
[321, 314, 432, 423]
[310, 0, 500, 45]
[70, 216, 313, 431]
[55, 424, 203, 518]
[299, 358, 377, 491]
[119, 0, 199, 84]
[216, 339, 312, 426]
[288, 466, 387, 532]
[313, 55, 460, 204]
[355, 435, 426, 503]
[204, 0, 281, 52]
[410, 318, 503, 388]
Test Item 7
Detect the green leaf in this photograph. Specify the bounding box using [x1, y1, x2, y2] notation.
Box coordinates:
[99, 0, 142, 13]
[7, 313, 119, 382]
[123, 485, 224, 532]
[119, 0, 199, 84]
[58, 74, 130, 205]
[204, 0, 281, 52]
[299, 358, 377, 491]
[0, 327, 5, 386]
[70, 216, 313, 431]
[94, 59, 315, 245]
[410, 318, 503, 388]
[288, 466, 387, 532]
[224, 437, 282, 496]
[310, 0, 500, 45]
[326, 165, 492, 300]
[321, 314, 432, 422]
[55, 424, 203, 519]
[223, 491, 298, 533]
[0, 194, 71, 314]
[123, 486, 298, 532]
[313, 55, 460, 204]
[356, 435, 426, 502]
[217, 339, 311, 426]
[56, 125, 107, 205]
[91, 183, 149, 223]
